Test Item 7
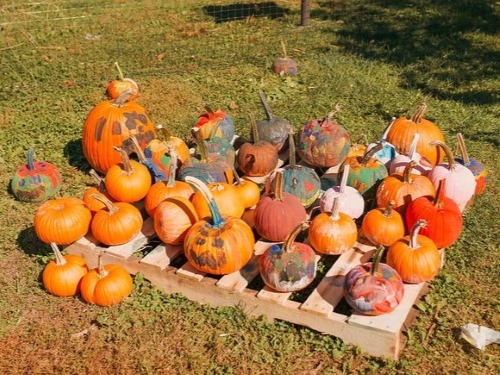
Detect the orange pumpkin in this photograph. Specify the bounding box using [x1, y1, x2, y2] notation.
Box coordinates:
[361, 201, 405, 247]
[154, 197, 198, 245]
[191, 182, 245, 219]
[232, 169, 261, 209]
[82, 169, 114, 213]
[154, 124, 191, 164]
[106, 62, 139, 101]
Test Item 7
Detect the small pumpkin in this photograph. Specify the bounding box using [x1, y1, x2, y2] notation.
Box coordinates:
[204, 121, 236, 166]
[191, 181, 245, 219]
[183, 177, 255, 275]
[106, 62, 139, 101]
[82, 169, 115, 213]
[154, 197, 199, 245]
[34, 197, 92, 245]
[232, 169, 261, 209]
[149, 124, 190, 165]
[42, 243, 88, 297]
[194, 105, 235, 143]
[259, 222, 317, 293]
[10, 148, 62, 203]
[348, 134, 368, 158]
[256, 90, 293, 150]
[389, 133, 432, 176]
[361, 201, 405, 247]
[344, 246, 404, 315]
[272, 40, 298, 76]
[80, 256, 133, 306]
[455, 133, 488, 195]
[308, 197, 358, 255]
[387, 219, 440, 284]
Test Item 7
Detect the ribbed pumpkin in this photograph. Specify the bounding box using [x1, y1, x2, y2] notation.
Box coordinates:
[10, 148, 62, 203]
[386, 102, 445, 166]
[80, 256, 133, 306]
[405, 179, 463, 249]
[183, 177, 255, 275]
[427, 141, 476, 212]
[42, 243, 88, 297]
[387, 219, 440, 284]
[455, 133, 488, 195]
[308, 197, 358, 255]
[256, 90, 293, 150]
[191, 181, 245, 219]
[82, 89, 156, 174]
[82, 169, 115, 213]
[297, 106, 351, 168]
[361, 201, 405, 247]
[259, 222, 317, 292]
[144, 150, 194, 217]
[253, 172, 307, 242]
[106, 62, 139, 101]
[266, 133, 321, 207]
[105, 147, 152, 203]
[154, 197, 198, 245]
[376, 161, 436, 217]
[34, 197, 92, 245]
[194, 105, 235, 143]
[343, 246, 404, 315]
[90, 194, 143, 246]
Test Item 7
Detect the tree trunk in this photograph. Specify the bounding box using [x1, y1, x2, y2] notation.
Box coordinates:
[301, 0, 311, 27]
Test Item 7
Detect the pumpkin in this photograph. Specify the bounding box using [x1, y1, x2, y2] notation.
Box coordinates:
[405, 178, 463, 249]
[308, 197, 358, 255]
[387, 219, 440, 284]
[427, 141, 476, 212]
[154, 197, 199, 245]
[386, 102, 445, 166]
[343, 246, 404, 315]
[34, 197, 92, 245]
[455, 133, 488, 195]
[364, 118, 397, 167]
[232, 169, 261, 209]
[144, 149, 194, 217]
[259, 222, 317, 292]
[105, 146, 152, 203]
[10, 148, 62, 203]
[82, 89, 156, 174]
[106, 62, 139, 101]
[297, 105, 351, 168]
[361, 201, 405, 247]
[320, 164, 365, 219]
[183, 177, 255, 275]
[42, 242, 88, 297]
[90, 194, 143, 246]
[237, 114, 280, 177]
[267, 132, 321, 207]
[204, 121, 236, 166]
[82, 169, 115, 213]
[376, 161, 436, 217]
[272, 40, 298, 76]
[253, 172, 307, 242]
[191, 181, 245, 219]
[150, 124, 190, 165]
[256, 90, 293, 150]
[80, 256, 133, 306]
[348, 134, 368, 158]
[389, 133, 432, 176]
[129, 134, 167, 183]
[194, 104, 235, 143]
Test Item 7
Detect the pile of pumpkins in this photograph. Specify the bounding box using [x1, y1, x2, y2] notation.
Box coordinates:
[14, 68, 489, 314]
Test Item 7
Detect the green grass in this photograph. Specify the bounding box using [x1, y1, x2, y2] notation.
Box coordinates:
[0, 0, 499, 373]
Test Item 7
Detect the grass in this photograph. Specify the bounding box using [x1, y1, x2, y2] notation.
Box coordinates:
[0, 0, 499, 373]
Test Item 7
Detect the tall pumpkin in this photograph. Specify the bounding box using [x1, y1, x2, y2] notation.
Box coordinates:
[82, 89, 156, 174]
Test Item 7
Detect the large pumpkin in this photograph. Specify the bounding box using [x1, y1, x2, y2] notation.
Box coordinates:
[82, 89, 156, 174]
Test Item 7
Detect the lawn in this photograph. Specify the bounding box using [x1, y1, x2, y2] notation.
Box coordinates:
[0, 0, 498, 373]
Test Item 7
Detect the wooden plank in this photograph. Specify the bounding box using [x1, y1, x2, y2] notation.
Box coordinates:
[103, 217, 155, 258]
[216, 254, 260, 293]
[257, 286, 292, 305]
[139, 243, 183, 269]
[176, 262, 206, 281]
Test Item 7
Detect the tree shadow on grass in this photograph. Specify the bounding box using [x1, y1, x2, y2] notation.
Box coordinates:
[313, 0, 499, 105]
[204, 2, 290, 23]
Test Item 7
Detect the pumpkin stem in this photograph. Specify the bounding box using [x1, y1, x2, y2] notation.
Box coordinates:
[97, 255, 109, 279]
[259, 90, 274, 120]
[352, 134, 369, 147]
[27, 148, 35, 171]
[185, 176, 224, 228]
[410, 102, 427, 124]
[409, 219, 427, 249]
[166, 146, 178, 188]
[114, 146, 134, 174]
[402, 160, 416, 183]
[370, 245, 385, 276]
[156, 124, 171, 141]
[383, 201, 396, 217]
[204, 104, 215, 114]
[114, 61, 125, 81]
[329, 197, 341, 220]
[273, 171, 284, 201]
[283, 221, 310, 254]
[191, 127, 208, 161]
[408, 133, 420, 159]
[360, 142, 384, 166]
[339, 164, 350, 194]
[113, 89, 135, 107]
[91, 193, 118, 214]
[324, 104, 342, 124]
[250, 113, 260, 144]
[381, 117, 396, 141]
[50, 242, 67, 266]
[129, 135, 147, 163]
[232, 168, 243, 186]
[280, 40, 288, 58]
[89, 169, 106, 192]
[433, 179, 446, 209]
[456, 133, 471, 166]
[429, 141, 455, 170]
[208, 118, 223, 140]
[288, 132, 296, 168]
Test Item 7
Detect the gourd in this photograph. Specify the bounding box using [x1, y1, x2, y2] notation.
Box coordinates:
[386, 102, 445, 166]
[259, 222, 317, 292]
[387, 219, 440, 284]
[455, 133, 488, 195]
[308, 197, 358, 255]
[256, 90, 293, 150]
[344, 246, 404, 315]
[154, 197, 199, 245]
[10, 148, 62, 203]
[82, 89, 156, 174]
[34, 197, 92, 245]
[183, 177, 255, 275]
[361, 201, 405, 247]
[194, 105, 235, 143]
[272, 40, 298, 76]
[106, 62, 139, 101]
[80, 256, 133, 306]
[42, 243, 88, 297]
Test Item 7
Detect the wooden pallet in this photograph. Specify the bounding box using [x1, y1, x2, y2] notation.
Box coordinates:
[66, 212, 430, 360]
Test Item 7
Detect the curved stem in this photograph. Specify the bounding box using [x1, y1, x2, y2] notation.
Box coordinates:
[89, 169, 106, 192]
[250, 113, 260, 144]
[360, 142, 384, 165]
[185, 176, 224, 228]
[352, 134, 368, 147]
[27, 148, 35, 171]
[166, 146, 178, 188]
[114, 62, 125, 81]
[113, 89, 135, 107]
[97, 255, 109, 279]
[409, 219, 426, 249]
[323, 104, 342, 125]
[408, 133, 420, 159]
[204, 104, 215, 114]
[456, 133, 471, 165]
[433, 178, 446, 209]
[403, 160, 416, 183]
[232, 168, 242, 186]
[258, 90, 273, 120]
[191, 127, 208, 161]
[208, 118, 223, 140]
[329, 197, 341, 220]
[410, 102, 427, 124]
[50, 242, 67, 266]
[129, 134, 146, 163]
[288, 132, 296, 168]
[429, 141, 455, 170]
[284, 222, 309, 253]
[370, 245, 385, 276]
[114, 146, 134, 174]
[280, 40, 288, 58]
[339, 164, 350, 194]
[156, 124, 171, 141]
[273, 171, 284, 201]
[383, 201, 395, 217]
[91, 193, 118, 214]
[381, 117, 396, 141]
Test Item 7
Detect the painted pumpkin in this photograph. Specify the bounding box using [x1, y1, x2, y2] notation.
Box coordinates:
[194, 105, 235, 143]
[106, 62, 139, 101]
[154, 197, 199, 245]
[364, 118, 397, 167]
[389, 133, 432, 176]
[129, 134, 167, 183]
[348, 134, 368, 158]
[259, 222, 317, 292]
[272, 41, 298, 76]
[256, 90, 293, 150]
[10, 148, 62, 203]
[82, 89, 156, 174]
[204, 121, 236, 166]
[150, 124, 191, 165]
[361, 201, 405, 247]
[455, 133, 488, 195]
[344, 246, 404, 315]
